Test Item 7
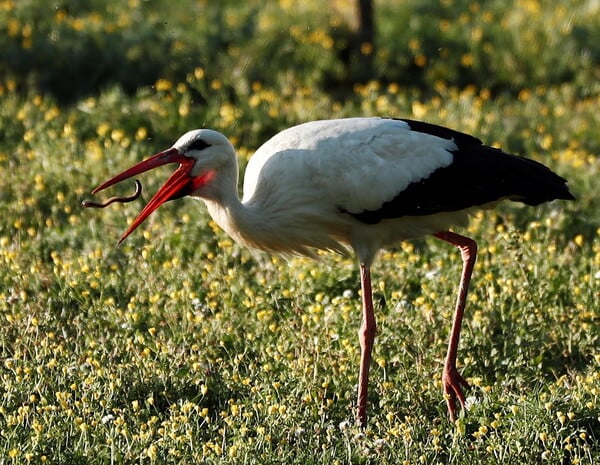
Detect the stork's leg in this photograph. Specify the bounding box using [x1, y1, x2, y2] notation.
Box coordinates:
[433, 231, 477, 422]
[357, 262, 376, 427]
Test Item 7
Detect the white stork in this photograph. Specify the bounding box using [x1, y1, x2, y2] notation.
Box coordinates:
[91, 117, 574, 425]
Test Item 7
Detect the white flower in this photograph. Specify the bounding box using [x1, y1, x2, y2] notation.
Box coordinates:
[338, 420, 351, 431]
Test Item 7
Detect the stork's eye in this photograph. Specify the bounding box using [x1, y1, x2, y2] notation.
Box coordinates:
[189, 139, 212, 151]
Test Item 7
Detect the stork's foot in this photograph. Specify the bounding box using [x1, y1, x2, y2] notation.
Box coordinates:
[442, 365, 470, 422]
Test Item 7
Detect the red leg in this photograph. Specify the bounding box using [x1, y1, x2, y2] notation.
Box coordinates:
[433, 231, 477, 422]
[357, 262, 376, 427]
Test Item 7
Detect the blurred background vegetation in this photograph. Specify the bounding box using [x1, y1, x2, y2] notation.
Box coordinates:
[1, 0, 599, 100]
[1, 0, 600, 153]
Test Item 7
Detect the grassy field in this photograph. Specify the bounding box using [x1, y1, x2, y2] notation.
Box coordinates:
[0, 0, 599, 463]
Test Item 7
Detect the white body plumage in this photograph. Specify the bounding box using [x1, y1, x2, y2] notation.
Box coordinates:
[202, 118, 469, 263]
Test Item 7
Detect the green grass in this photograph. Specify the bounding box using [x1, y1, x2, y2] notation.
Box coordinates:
[0, 0, 599, 463]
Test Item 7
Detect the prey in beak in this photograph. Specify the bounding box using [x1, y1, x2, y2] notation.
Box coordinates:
[92, 147, 195, 243]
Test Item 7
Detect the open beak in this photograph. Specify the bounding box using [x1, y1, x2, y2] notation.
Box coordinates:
[93, 147, 195, 243]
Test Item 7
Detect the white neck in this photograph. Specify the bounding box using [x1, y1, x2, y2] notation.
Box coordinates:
[199, 166, 271, 251]
[197, 153, 346, 257]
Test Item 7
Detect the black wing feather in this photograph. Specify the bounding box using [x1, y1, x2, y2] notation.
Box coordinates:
[350, 119, 575, 224]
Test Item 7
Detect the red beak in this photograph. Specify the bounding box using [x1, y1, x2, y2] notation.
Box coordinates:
[93, 147, 195, 243]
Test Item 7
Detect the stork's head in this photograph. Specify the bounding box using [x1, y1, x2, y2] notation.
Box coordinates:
[92, 129, 235, 243]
